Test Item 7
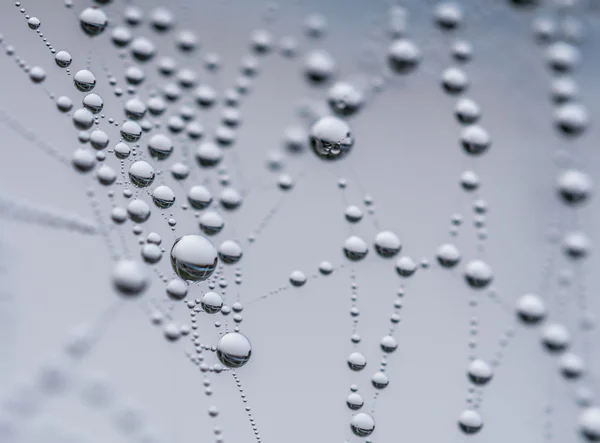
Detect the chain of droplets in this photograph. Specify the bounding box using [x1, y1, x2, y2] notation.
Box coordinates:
[0, 301, 146, 441]
[529, 1, 598, 440]
[1, 4, 271, 443]
[232, 371, 262, 443]
[4, 0, 600, 442]
[0, 191, 98, 235]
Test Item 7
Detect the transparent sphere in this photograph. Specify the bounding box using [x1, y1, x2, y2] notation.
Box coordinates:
[310, 116, 354, 161]
[218, 240, 243, 264]
[216, 332, 252, 368]
[199, 211, 225, 236]
[201, 291, 223, 314]
[346, 392, 364, 410]
[467, 359, 493, 385]
[347, 352, 367, 371]
[436, 243, 461, 268]
[290, 270, 307, 287]
[464, 260, 493, 289]
[343, 236, 369, 261]
[152, 185, 176, 209]
[516, 293, 546, 325]
[458, 409, 483, 434]
[80, 7, 108, 36]
[350, 412, 375, 437]
[170, 235, 218, 282]
[395, 256, 417, 277]
[374, 231, 401, 258]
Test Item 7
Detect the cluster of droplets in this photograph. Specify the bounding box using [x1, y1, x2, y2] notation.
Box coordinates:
[1, 0, 599, 442]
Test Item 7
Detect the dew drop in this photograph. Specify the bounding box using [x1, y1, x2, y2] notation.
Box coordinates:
[170, 235, 218, 282]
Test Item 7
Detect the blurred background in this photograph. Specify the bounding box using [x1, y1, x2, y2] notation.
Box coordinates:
[0, 0, 599, 442]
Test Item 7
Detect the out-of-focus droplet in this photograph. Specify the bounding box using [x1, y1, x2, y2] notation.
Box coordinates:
[458, 409, 483, 434]
[112, 260, 148, 296]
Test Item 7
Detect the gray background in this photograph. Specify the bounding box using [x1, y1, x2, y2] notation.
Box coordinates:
[0, 0, 599, 442]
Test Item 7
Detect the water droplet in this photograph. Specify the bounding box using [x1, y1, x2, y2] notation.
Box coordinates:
[170, 235, 218, 282]
[319, 261, 333, 275]
[350, 412, 375, 437]
[458, 409, 483, 434]
[290, 270, 307, 287]
[560, 353, 585, 379]
[310, 116, 354, 161]
[371, 371, 389, 389]
[218, 240, 243, 264]
[96, 164, 116, 185]
[395, 256, 417, 277]
[82, 93, 103, 114]
[304, 49, 336, 83]
[441, 67, 469, 94]
[455, 98, 481, 124]
[188, 185, 213, 209]
[464, 260, 493, 288]
[541, 323, 570, 352]
[128, 161, 155, 187]
[557, 169, 592, 205]
[164, 279, 187, 301]
[112, 260, 148, 296]
[201, 291, 223, 314]
[177, 29, 199, 52]
[579, 407, 600, 441]
[348, 352, 367, 371]
[73, 108, 94, 130]
[467, 359, 493, 385]
[29, 66, 46, 83]
[141, 243, 162, 264]
[74, 69, 96, 92]
[461, 125, 491, 155]
[199, 211, 224, 236]
[90, 130, 109, 150]
[344, 236, 369, 261]
[53, 51, 72, 69]
[127, 199, 151, 223]
[120, 120, 142, 142]
[374, 231, 401, 258]
[388, 39, 421, 73]
[347, 392, 364, 410]
[131, 37, 157, 62]
[563, 231, 591, 259]
[28, 16, 40, 29]
[111, 26, 132, 47]
[434, 2, 463, 30]
[219, 188, 243, 210]
[217, 332, 252, 368]
[327, 82, 364, 116]
[80, 7, 108, 36]
[554, 103, 589, 136]
[56, 96, 73, 112]
[436, 243, 461, 268]
[380, 335, 398, 353]
[150, 7, 175, 32]
[546, 41, 580, 72]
